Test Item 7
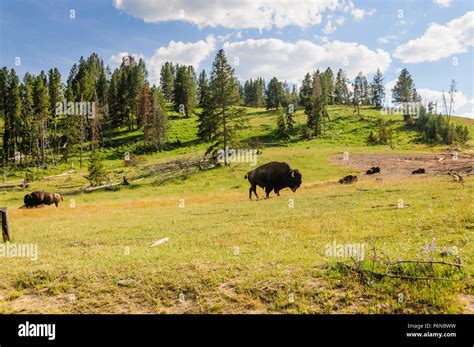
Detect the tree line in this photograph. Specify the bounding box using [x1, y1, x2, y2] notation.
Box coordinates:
[0, 49, 469, 173]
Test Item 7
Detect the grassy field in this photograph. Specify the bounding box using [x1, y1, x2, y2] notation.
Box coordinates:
[0, 105, 472, 313]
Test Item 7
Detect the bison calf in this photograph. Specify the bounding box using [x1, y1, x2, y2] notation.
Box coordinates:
[245, 161, 302, 200]
[24, 191, 63, 208]
[339, 175, 358, 184]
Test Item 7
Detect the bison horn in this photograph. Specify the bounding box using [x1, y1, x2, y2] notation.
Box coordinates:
[291, 170, 295, 178]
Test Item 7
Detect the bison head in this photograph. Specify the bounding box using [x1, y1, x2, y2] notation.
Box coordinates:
[24, 194, 32, 206]
[289, 169, 302, 192]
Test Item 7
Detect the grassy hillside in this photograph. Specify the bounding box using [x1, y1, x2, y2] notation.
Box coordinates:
[0, 105, 472, 313]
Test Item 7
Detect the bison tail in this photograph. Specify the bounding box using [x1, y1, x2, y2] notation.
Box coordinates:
[244, 174, 248, 179]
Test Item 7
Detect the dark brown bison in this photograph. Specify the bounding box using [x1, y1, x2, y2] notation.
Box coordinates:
[24, 191, 63, 208]
[366, 167, 381, 175]
[338, 175, 358, 184]
[245, 161, 302, 200]
[412, 168, 425, 174]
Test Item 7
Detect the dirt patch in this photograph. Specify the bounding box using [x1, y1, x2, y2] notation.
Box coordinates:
[458, 294, 474, 313]
[333, 151, 473, 180]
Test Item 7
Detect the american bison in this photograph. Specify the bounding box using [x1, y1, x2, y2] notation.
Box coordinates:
[412, 168, 425, 174]
[338, 175, 358, 184]
[366, 167, 381, 175]
[245, 161, 302, 200]
[24, 191, 63, 208]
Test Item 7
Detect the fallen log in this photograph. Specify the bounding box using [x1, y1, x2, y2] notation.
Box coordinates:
[82, 176, 136, 192]
[42, 170, 75, 180]
[0, 181, 29, 189]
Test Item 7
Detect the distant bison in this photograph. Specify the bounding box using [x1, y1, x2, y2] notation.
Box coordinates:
[245, 161, 302, 200]
[24, 191, 63, 208]
[412, 168, 425, 174]
[339, 175, 358, 184]
[365, 167, 381, 175]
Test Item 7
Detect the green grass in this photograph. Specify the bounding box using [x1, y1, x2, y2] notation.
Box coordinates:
[0, 105, 472, 313]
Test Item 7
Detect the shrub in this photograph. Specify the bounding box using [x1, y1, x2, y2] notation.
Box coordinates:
[86, 151, 108, 186]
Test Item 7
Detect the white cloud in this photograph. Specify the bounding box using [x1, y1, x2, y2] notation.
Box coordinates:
[351, 7, 376, 21]
[394, 11, 474, 63]
[385, 80, 473, 118]
[323, 16, 337, 34]
[433, 0, 451, 8]
[417, 88, 471, 116]
[111, 36, 216, 85]
[223, 38, 391, 83]
[323, 15, 346, 34]
[147, 35, 216, 84]
[110, 51, 144, 65]
[113, 0, 372, 30]
[377, 35, 397, 44]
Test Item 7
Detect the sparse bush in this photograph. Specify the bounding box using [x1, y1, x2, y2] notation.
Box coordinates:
[368, 120, 391, 145]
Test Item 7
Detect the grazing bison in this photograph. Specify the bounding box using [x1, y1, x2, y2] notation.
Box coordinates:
[365, 167, 381, 175]
[412, 168, 425, 174]
[339, 175, 358, 184]
[245, 161, 302, 200]
[24, 191, 63, 208]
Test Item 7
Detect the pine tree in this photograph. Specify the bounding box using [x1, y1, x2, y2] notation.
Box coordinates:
[48, 68, 62, 159]
[33, 72, 50, 164]
[20, 73, 36, 161]
[334, 69, 351, 105]
[276, 111, 289, 139]
[352, 72, 368, 116]
[306, 71, 323, 136]
[197, 69, 209, 108]
[3, 69, 22, 165]
[392, 68, 416, 123]
[299, 73, 313, 111]
[199, 49, 244, 163]
[370, 68, 385, 108]
[86, 150, 108, 186]
[160, 62, 174, 102]
[323, 67, 335, 105]
[139, 83, 151, 147]
[173, 65, 196, 117]
[265, 77, 284, 110]
[144, 86, 167, 150]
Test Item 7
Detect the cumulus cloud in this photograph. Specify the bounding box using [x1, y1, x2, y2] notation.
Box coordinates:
[433, 0, 451, 8]
[377, 35, 397, 44]
[351, 7, 376, 21]
[110, 51, 144, 65]
[323, 15, 345, 34]
[385, 80, 473, 118]
[417, 88, 472, 115]
[394, 11, 474, 63]
[113, 0, 373, 30]
[223, 38, 391, 83]
[111, 36, 216, 85]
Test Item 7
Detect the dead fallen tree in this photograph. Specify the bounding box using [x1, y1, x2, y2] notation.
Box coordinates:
[143, 155, 219, 185]
[80, 155, 218, 193]
[0, 170, 75, 190]
[0, 181, 29, 190]
[82, 176, 135, 192]
[42, 170, 75, 180]
[337, 245, 466, 283]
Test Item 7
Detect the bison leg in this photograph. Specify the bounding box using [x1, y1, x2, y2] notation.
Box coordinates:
[265, 186, 272, 199]
[253, 186, 259, 200]
[274, 189, 280, 196]
[249, 185, 259, 200]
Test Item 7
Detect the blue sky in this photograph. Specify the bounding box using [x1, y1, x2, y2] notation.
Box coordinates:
[1, 0, 473, 117]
